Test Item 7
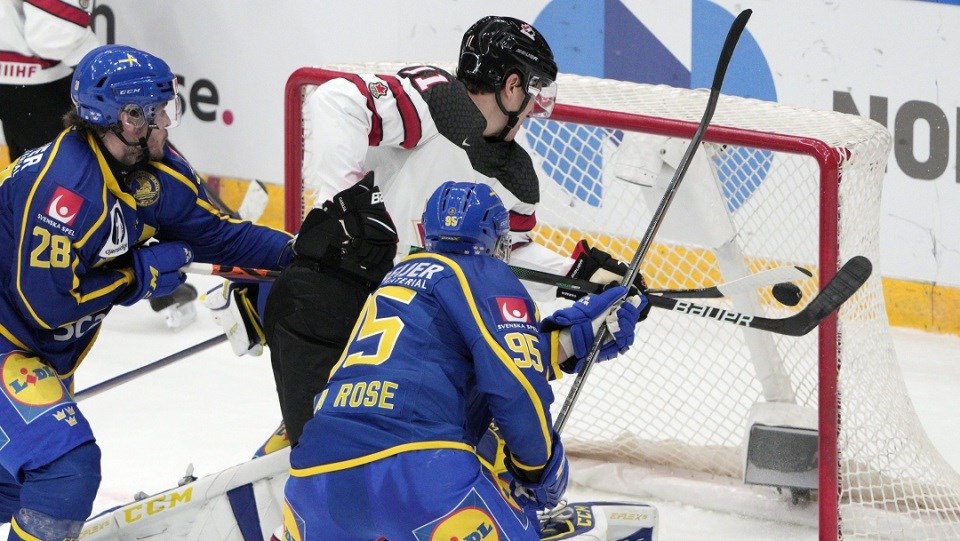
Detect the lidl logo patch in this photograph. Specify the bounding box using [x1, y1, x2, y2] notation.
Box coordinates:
[281, 499, 305, 541]
[414, 489, 501, 540]
[1, 352, 67, 423]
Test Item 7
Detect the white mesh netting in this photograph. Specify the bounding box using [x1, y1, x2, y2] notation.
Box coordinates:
[286, 64, 960, 540]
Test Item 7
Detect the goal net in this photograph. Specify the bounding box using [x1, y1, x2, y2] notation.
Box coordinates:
[284, 64, 960, 540]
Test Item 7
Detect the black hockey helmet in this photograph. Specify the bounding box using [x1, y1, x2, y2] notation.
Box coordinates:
[458, 16, 558, 119]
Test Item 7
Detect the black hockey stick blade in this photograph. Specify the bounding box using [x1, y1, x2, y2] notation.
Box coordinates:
[647, 256, 872, 337]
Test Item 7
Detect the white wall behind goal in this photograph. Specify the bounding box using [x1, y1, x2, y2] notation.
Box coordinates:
[74, 0, 960, 288]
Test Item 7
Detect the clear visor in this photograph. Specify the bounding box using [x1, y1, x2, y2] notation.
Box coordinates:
[150, 98, 182, 129]
[142, 79, 182, 129]
[124, 98, 182, 130]
[526, 74, 557, 118]
[493, 231, 512, 263]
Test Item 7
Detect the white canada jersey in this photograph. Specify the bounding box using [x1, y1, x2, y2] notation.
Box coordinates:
[301, 65, 572, 298]
[0, 0, 99, 85]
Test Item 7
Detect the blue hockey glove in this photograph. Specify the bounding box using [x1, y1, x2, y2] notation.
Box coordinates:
[542, 285, 648, 373]
[119, 242, 194, 306]
[506, 434, 569, 511]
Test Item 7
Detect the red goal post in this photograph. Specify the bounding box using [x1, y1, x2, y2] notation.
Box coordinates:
[284, 64, 960, 540]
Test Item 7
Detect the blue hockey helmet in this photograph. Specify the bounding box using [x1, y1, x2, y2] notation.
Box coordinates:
[71, 45, 181, 128]
[422, 181, 511, 261]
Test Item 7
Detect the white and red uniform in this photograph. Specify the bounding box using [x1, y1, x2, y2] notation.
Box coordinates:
[0, 0, 99, 85]
[302, 65, 572, 299]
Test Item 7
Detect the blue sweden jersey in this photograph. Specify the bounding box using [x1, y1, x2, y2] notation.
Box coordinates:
[0, 128, 292, 377]
[290, 251, 563, 478]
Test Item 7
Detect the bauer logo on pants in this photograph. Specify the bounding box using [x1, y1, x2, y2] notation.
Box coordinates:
[1, 352, 67, 423]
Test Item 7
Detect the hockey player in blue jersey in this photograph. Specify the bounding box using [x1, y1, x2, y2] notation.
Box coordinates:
[0, 44, 293, 540]
[282, 181, 648, 540]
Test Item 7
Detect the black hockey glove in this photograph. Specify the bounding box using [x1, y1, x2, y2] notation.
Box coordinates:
[323, 172, 399, 282]
[560, 240, 650, 317]
[293, 205, 344, 267]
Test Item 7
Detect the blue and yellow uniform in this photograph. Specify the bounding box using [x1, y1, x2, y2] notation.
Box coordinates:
[284, 251, 562, 540]
[0, 128, 292, 519]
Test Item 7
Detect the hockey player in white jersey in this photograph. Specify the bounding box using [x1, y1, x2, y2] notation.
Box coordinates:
[261, 15, 647, 451]
[0, 0, 100, 161]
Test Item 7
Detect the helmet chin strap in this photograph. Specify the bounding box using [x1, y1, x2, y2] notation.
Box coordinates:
[110, 124, 155, 166]
[489, 90, 532, 143]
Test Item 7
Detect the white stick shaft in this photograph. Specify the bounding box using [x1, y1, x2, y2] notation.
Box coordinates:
[182, 262, 214, 275]
[714, 266, 811, 296]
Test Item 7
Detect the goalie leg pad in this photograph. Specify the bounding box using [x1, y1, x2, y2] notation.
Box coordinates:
[540, 501, 659, 541]
[203, 282, 266, 357]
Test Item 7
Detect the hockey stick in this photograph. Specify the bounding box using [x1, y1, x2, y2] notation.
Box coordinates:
[506, 260, 866, 336]
[184, 262, 281, 282]
[650, 265, 811, 299]
[554, 9, 753, 433]
[183, 261, 809, 302]
[648, 256, 870, 336]
[74, 334, 227, 402]
[514, 263, 811, 300]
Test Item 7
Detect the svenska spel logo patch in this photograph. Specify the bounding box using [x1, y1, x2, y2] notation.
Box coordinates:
[46, 186, 85, 226]
[494, 297, 531, 323]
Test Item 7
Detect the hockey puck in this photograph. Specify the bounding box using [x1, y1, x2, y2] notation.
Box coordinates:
[772, 282, 803, 306]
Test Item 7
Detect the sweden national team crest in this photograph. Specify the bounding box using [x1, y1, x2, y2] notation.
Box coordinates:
[131, 170, 161, 207]
[414, 489, 502, 541]
[1, 352, 69, 423]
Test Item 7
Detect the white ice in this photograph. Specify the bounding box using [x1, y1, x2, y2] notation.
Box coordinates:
[3, 273, 959, 540]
